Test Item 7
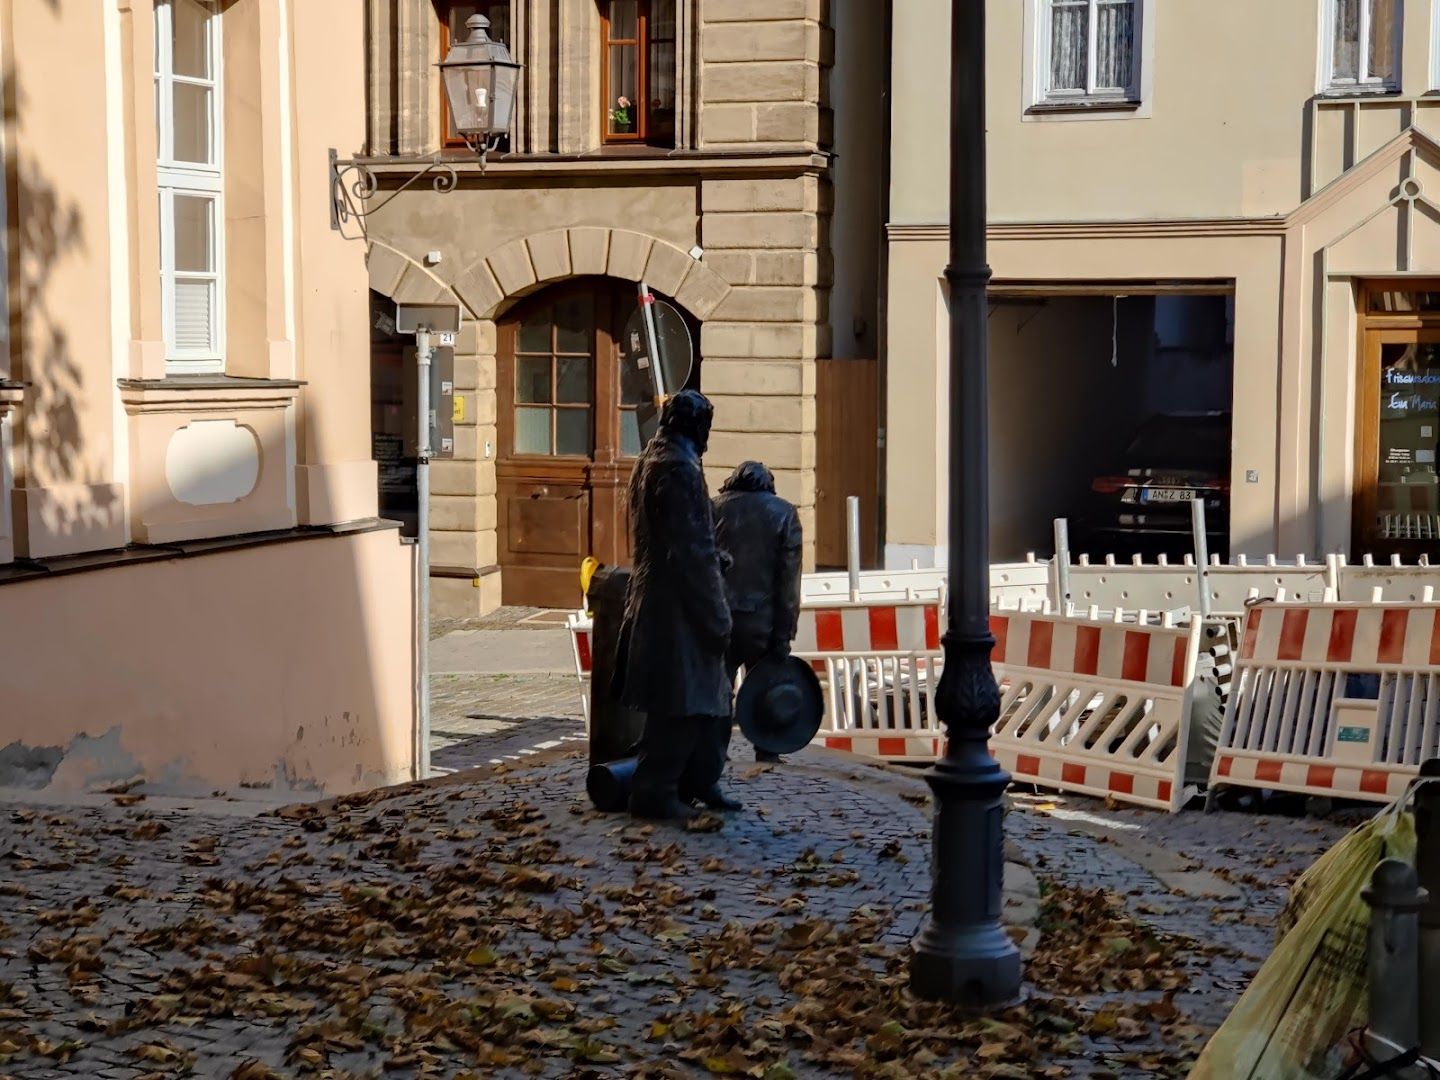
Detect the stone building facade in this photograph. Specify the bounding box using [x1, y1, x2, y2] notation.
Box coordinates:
[362, 0, 882, 613]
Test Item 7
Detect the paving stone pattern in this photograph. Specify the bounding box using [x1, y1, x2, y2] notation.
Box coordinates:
[0, 730, 1367, 1079]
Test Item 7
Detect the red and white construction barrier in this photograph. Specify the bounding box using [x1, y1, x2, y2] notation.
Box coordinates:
[1210, 602, 1440, 803]
[989, 611, 1201, 812]
[795, 600, 946, 763]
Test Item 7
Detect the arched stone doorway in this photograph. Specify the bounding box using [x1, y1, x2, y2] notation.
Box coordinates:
[496, 276, 700, 607]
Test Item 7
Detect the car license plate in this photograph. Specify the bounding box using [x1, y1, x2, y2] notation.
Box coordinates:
[1141, 488, 1196, 504]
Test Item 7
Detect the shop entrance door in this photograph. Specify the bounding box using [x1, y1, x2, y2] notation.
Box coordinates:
[1355, 309, 1440, 556]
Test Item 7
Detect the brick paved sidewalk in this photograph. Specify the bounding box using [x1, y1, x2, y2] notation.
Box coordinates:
[0, 742, 1360, 1079]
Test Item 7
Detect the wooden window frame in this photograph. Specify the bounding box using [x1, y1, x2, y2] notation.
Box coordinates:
[156, 0, 225, 375]
[437, 1, 512, 151]
[600, 0, 675, 147]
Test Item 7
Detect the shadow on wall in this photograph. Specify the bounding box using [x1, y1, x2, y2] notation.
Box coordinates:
[0, 404, 418, 799]
[8, 70, 121, 543]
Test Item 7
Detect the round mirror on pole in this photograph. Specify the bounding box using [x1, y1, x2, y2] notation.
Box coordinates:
[619, 297, 695, 455]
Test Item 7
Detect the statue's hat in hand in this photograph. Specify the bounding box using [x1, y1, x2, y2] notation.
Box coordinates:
[736, 656, 823, 755]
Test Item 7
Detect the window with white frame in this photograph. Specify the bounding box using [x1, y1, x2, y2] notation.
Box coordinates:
[155, 0, 224, 373]
[1323, 0, 1401, 93]
[1041, 0, 1140, 105]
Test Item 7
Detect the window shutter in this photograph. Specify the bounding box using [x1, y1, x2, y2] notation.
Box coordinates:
[172, 280, 214, 353]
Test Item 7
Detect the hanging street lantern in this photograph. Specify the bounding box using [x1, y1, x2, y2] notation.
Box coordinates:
[437, 14, 522, 150]
[329, 15, 522, 238]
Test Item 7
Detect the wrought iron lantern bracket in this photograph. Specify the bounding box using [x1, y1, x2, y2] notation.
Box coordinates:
[329, 149, 495, 240]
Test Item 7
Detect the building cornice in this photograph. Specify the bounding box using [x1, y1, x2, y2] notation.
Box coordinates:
[359, 150, 832, 182]
[888, 218, 1289, 243]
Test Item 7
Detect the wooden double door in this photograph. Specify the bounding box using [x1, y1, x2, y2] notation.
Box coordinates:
[497, 278, 684, 608]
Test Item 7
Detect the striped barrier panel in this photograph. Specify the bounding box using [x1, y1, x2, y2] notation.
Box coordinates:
[1211, 603, 1440, 803]
[989, 611, 1201, 812]
[794, 601, 946, 763]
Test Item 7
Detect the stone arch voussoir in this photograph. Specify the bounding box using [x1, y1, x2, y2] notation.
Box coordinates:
[366, 240, 466, 311]
[450, 226, 732, 324]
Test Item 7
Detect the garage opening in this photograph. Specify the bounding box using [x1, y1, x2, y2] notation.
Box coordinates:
[988, 290, 1234, 563]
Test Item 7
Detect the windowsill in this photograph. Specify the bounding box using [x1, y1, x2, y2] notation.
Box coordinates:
[1317, 85, 1401, 99]
[118, 375, 306, 415]
[119, 375, 306, 391]
[1026, 99, 1142, 116]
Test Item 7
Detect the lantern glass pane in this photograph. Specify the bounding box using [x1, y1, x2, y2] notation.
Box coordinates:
[490, 65, 518, 133]
[443, 66, 496, 134]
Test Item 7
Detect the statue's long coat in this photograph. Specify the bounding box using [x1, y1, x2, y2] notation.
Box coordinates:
[712, 467, 803, 660]
[615, 430, 732, 718]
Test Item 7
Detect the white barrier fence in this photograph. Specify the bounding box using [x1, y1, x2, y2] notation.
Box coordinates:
[792, 600, 946, 762]
[989, 610, 1201, 812]
[1211, 602, 1440, 803]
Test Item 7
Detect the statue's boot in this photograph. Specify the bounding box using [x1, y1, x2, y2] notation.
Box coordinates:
[684, 785, 742, 812]
[629, 790, 700, 822]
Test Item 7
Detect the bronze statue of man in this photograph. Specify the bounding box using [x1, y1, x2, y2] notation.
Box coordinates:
[713, 461, 803, 763]
[614, 390, 738, 821]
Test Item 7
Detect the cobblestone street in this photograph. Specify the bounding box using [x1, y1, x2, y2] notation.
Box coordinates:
[0, 717, 1362, 1078]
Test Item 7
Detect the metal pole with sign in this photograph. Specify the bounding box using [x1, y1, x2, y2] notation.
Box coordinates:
[396, 303, 460, 782]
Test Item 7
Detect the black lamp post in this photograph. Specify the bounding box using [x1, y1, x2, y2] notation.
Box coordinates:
[908, 0, 1023, 1007]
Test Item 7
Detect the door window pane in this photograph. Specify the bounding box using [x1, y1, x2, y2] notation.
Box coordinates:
[1377, 343, 1440, 539]
[172, 0, 211, 79]
[518, 316, 552, 354]
[516, 356, 551, 403]
[621, 411, 642, 457]
[515, 407, 552, 454]
[172, 82, 213, 164]
[556, 356, 591, 404]
[554, 294, 592, 353]
[555, 409, 592, 455]
[172, 195, 213, 272]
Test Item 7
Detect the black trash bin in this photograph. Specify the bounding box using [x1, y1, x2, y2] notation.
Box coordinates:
[585, 565, 646, 811]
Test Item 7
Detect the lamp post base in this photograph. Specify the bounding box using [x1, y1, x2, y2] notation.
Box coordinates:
[908, 755, 1023, 1008]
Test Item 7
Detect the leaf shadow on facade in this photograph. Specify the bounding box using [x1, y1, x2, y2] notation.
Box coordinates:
[8, 70, 121, 545]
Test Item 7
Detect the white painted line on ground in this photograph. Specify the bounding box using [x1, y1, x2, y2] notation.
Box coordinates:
[1042, 807, 1144, 832]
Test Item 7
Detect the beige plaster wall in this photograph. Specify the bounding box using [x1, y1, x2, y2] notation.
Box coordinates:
[891, 0, 1440, 226]
[290, 0, 381, 527]
[0, 528, 416, 796]
[6, 0, 128, 557]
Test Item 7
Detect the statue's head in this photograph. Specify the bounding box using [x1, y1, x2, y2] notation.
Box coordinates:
[659, 389, 713, 455]
[720, 461, 775, 495]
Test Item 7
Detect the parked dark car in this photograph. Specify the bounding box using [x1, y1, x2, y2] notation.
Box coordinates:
[1072, 412, 1230, 559]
